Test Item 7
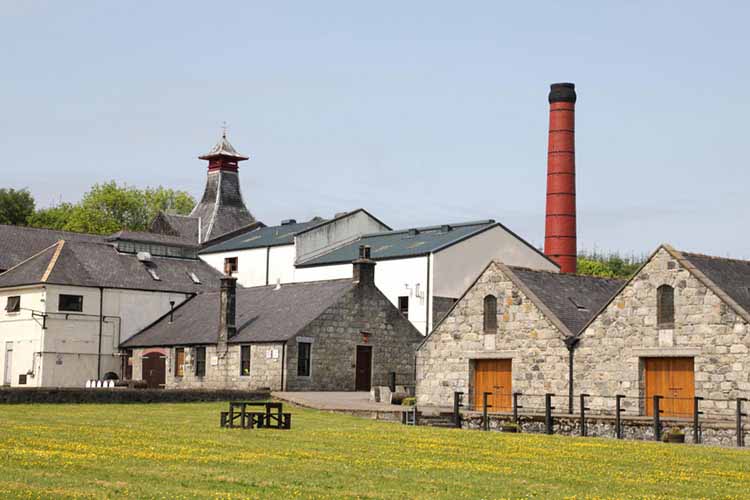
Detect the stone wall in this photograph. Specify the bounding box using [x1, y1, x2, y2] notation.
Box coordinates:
[0, 387, 269, 404]
[576, 247, 750, 417]
[416, 262, 570, 408]
[285, 284, 422, 391]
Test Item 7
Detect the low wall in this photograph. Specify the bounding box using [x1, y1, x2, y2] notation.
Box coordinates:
[457, 411, 747, 448]
[0, 388, 271, 404]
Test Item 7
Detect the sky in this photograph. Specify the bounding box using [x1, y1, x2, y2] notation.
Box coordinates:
[2, 1, 749, 258]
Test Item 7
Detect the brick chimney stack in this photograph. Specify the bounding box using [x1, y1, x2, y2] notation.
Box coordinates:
[352, 245, 376, 286]
[544, 82, 577, 274]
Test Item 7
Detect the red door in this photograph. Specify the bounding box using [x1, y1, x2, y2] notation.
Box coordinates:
[142, 352, 166, 389]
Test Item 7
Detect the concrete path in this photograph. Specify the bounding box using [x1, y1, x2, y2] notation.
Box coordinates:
[272, 391, 405, 414]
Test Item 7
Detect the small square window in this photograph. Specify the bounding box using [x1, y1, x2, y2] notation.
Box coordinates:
[59, 294, 83, 312]
[5, 296, 20, 313]
[224, 257, 238, 275]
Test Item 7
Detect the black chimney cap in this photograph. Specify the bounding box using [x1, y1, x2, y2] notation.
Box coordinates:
[548, 82, 577, 104]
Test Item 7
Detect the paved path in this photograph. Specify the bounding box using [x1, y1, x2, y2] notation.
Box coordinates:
[272, 391, 405, 413]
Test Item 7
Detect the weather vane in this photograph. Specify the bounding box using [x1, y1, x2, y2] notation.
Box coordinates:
[221, 121, 228, 138]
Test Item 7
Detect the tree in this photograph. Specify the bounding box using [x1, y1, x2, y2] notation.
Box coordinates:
[577, 251, 643, 280]
[27, 182, 196, 235]
[0, 188, 35, 226]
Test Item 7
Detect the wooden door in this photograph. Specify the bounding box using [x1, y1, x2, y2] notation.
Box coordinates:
[355, 346, 372, 391]
[142, 352, 166, 389]
[645, 357, 695, 417]
[473, 359, 512, 411]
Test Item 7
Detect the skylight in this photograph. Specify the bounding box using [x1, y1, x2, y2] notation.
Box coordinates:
[187, 271, 201, 284]
[146, 267, 161, 281]
[568, 297, 588, 311]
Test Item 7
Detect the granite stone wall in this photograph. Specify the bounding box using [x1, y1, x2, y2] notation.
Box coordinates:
[576, 247, 750, 418]
[416, 262, 570, 408]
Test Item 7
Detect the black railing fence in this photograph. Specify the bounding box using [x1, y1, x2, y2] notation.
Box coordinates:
[451, 390, 750, 447]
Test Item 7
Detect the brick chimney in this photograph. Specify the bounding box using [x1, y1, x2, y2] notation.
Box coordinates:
[353, 245, 376, 286]
[218, 276, 237, 351]
[544, 82, 577, 274]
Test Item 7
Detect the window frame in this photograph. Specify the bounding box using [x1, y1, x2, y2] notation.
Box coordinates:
[398, 296, 409, 318]
[58, 294, 83, 312]
[194, 346, 206, 377]
[174, 347, 185, 378]
[240, 345, 251, 377]
[657, 284, 675, 329]
[224, 257, 238, 275]
[5, 296, 20, 313]
[483, 294, 498, 333]
[297, 342, 312, 377]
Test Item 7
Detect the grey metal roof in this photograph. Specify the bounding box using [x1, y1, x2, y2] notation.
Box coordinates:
[122, 279, 354, 347]
[297, 220, 497, 266]
[0, 225, 104, 272]
[0, 240, 223, 293]
[200, 219, 324, 253]
[680, 251, 750, 317]
[508, 267, 624, 335]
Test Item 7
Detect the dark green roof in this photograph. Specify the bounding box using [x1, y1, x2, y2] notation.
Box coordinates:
[298, 220, 497, 266]
[200, 220, 322, 253]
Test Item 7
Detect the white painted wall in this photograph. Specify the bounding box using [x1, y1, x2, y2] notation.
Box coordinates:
[432, 225, 559, 299]
[268, 245, 297, 285]
[0, 287, 46, 387]
[200, 247, 268, 287]
[295, 210, 390, 263]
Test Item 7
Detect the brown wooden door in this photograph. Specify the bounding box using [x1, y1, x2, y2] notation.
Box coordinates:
[142, 352, 166, 389]
[355, 346, 372, 391]
[473, 359, 512, 411]
[645, 357, 695, 417]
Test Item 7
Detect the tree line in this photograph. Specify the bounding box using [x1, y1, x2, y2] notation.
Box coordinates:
[0, 183, 195, 235]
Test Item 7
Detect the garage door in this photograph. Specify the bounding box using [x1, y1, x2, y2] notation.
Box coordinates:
[473, 359, 512, 411]
[644, 357, 695, 418]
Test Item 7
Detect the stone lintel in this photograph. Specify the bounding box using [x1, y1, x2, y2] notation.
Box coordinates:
[632, 347, 701, 357]
[464, 350, 518, 360]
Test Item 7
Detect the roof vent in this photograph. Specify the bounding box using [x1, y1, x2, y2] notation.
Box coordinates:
[568, 297, 588, 311]
[281, 219, 297, 225]
[137, 251, 153, 262]
[274, 278, 282, 291]
[441, 224, 453, 233]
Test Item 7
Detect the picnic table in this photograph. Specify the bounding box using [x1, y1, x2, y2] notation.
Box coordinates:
[220, 401, 291, 430]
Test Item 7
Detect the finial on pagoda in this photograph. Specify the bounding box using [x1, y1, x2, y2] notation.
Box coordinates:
[199, 128, 249, 171]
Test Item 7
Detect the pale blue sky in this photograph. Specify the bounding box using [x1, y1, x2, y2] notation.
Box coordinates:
[2, 1, 748, 258]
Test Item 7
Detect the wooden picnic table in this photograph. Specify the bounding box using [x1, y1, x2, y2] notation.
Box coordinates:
[221, 401, 291, 430]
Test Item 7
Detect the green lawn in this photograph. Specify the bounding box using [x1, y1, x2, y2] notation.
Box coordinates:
[1, 403, 749, 499]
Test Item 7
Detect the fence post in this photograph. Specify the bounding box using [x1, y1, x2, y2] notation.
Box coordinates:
[388, 372, 396, 393]
[737, 398, 747, 447]
[580, 393, 590, 437]
[545, 393, 555, 435]
[615, 394, 625, 439]
[513, 392, 522, 425]
[693, 396, 703, 444]
[453, 391, 463, 429]
[653, 395, 663, 442]
[482, 392, 492, 431]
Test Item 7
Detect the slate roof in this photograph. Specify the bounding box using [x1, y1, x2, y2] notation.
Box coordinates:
[676, 250, 750, 320]
[198, 133, 249, 161]
[107, 230, 197, 247]
[149, 213, 201, 244]
[200, 219, 325, 253]
[190, 170, 256, 242]
[0, 240, 223, 293]
[121, 279, 354, 347]
[0, 225, 104, 272]
[297, 220, 498, 266]
[505, 266, 624, 336]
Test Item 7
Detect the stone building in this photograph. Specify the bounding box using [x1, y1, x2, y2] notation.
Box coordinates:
[575, 244, 750, 418]
[121, 247, 422, 391]
[416, 261, 621, 409]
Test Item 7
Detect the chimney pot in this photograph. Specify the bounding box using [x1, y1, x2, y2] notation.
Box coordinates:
[353, 245, 376, 286]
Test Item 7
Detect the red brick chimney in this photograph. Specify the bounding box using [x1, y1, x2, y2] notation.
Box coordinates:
[544, 82, 577, 274]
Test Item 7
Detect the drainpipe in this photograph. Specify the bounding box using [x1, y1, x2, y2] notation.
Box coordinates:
[97, 287, 104, 379]
[425, 254, 431, 335]
[280, 342, 286, 391]
[265, 247, 271, 286]
[564, 336, 579, 414]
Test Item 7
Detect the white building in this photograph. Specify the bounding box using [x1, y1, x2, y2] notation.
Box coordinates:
[200, 217, 559, 334]
[0, 236, 222, 387]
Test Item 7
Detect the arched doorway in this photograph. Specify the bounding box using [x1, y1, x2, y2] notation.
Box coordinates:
[142, 351, 166, 389]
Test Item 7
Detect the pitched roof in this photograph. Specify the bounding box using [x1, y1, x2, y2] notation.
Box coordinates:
[121, 279, 354, 347]
[149, 213, 200, 244]
[297, 220, 498, 266]
[107, 230, 197, 247]
[0, 224, 104, 272]
[198, 134, 249, 161]
[190, 170, 256, 242]
[503, 265, 624, 336]
[0, 240, 223, 293]
[200, 219, 325, 253]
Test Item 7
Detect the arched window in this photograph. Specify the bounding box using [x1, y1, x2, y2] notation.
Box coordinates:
[483, 295, 498, 333]
[657, 285, 674, 328]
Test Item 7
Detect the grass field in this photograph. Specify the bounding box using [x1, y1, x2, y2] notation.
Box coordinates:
[1, 403, 750, 499]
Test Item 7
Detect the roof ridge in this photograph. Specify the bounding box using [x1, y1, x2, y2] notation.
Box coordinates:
[360, 219, 495, 239]
[239, 278, 353, 291]
[40, 240, 65, 282]
[506, 263, 626, 283]
[0, 224, 103, 239]
[679, 249, 750, 265]
[0, 240, 61, 278]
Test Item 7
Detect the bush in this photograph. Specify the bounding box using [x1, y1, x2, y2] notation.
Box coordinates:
[401, 397, 416, 407]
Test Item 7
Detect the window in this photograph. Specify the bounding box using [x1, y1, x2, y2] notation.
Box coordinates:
[657, 285, 675, 328]
[483, 295, 498, 333]
[224, 257, 238, 275]
[398, 296, 409, 317]
[297, 342, 311, 377]
[5, 296, 20, 313]
[194, 347, 206, 377]
[59, 294, 83, 312]
[174, 347, 185, 377]
[187, 271, 201, 284]
[240, 345, 251, 376]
